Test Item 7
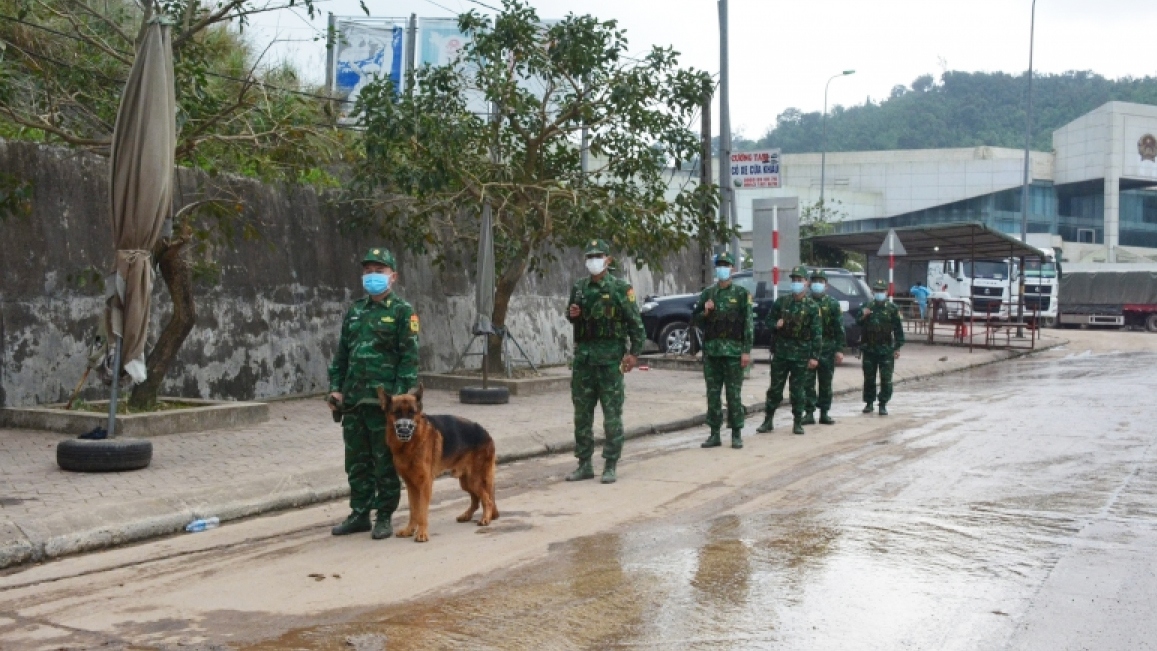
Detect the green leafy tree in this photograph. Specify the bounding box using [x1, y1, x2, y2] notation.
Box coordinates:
[344, 0, 726, 370]
[0, 0, 349, 407]
[800, 199, 854, 268]
[753, 70, 1157, 154]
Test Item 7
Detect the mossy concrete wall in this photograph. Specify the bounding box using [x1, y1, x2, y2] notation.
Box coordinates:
[0, 140, 707, 407]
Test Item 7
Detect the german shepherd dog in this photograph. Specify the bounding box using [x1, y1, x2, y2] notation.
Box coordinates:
[376, 385, 499, 542]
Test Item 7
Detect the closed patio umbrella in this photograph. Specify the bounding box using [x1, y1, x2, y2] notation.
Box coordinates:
[103, 19, 176, 436]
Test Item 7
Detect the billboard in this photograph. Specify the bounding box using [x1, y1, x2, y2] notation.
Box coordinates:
[420, 18, 469, 67]
[331, 18, 407, 108]
[730, 149, 781, 188]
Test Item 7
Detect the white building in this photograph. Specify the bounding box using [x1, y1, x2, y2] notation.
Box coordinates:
[678, 101, 1157, 264]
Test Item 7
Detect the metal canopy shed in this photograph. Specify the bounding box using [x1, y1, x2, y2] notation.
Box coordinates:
[805, 222, 1045, 261]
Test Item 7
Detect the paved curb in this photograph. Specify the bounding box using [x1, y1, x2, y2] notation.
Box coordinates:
[0, 340, 1066, 571]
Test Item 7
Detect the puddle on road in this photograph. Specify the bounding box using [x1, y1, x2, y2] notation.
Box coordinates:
[243, 512, 840, 651]
[239, 352, 1157, 651]
[240, 503, 1067, 651]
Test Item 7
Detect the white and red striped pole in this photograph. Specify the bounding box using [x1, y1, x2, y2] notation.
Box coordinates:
[888, 232, 895, 302]
[772, 205, 779, 300]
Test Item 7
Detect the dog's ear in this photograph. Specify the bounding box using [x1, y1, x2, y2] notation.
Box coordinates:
[376, 387, 391, 413]
[409, 383, 424, 403]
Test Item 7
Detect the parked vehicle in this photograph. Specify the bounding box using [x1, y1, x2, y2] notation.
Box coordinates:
[639, 268, 871, 354]
[926, 247, 1059, 324]
[1058, 264, 1157, 332]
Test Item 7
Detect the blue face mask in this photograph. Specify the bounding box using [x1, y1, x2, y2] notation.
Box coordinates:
[874, 292, 887, 302]
[715, 266, 732, 281]
[363, 272, 390, 295]
[791, 281, 806, 294]
[811, 282, 825, 294]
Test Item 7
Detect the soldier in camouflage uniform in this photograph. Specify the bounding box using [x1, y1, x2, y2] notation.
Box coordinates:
[565, 239, 646, 484]
[803, 270, 846, 425]
[855, 279, 905, 416]
[692, 253, 754, 450]
[755, 266, 821, 436]
[327, 247, 420, 539]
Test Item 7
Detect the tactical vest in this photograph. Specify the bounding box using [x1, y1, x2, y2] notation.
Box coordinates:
[702, 288, 745, 342]
[864, 307, 894, 346]
[820, 301, 841, 342]
[779, 303, 810, 341]
[573, 280, 626, 343]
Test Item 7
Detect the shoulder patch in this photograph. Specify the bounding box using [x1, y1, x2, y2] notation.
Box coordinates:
[410, 314, 420, 333]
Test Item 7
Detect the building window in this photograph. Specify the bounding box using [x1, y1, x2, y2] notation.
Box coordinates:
[1077, 228, 1096, 243]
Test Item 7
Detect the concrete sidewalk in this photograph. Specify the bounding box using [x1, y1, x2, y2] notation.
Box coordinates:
[0, 335, 1063, 569]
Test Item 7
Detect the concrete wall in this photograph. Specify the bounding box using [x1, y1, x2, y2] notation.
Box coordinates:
[0, 140, 706, 407]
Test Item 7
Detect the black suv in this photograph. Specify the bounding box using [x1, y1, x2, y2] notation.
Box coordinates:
[640, 268, 871, 354]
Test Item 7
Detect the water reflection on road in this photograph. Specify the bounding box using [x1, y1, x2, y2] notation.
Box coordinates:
[246, 351, 1157, 650]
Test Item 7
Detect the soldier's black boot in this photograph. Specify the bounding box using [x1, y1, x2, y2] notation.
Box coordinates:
[878, 403, 889, 416]
[600, 460, 617, 484]
[792, 417, 805, 435]
[731, 429, 744, 449]
[819, 410, 836, 425]
[331, 510, 371, 536]
[755, 412, 775, 433]
[701, 430, 722, 448]
[565, 459, 595, 482]
[862, 402, 874, 414]
[371, 512, 393, 540]
[801, 411, 816, 425]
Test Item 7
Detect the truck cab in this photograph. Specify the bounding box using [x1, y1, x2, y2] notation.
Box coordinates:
[927, 258, 1021, 320]
[1022, 250, 1060, 327]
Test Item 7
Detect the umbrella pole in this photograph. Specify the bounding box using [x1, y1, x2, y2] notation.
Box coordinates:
[106, 335, 123, 438]
[482, 336, 489, 390]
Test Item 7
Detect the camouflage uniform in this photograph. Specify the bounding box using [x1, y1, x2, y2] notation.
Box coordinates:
[328, 248, 419, 523]
[567, 240, 645, 471]
[692, 255, 753, 445]
[760, 269, 821, 432]
[805, 275, 846, 420]
[855, 281, 905, 412]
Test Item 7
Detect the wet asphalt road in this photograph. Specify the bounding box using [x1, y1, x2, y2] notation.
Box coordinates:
[245, 347, 1157, 651]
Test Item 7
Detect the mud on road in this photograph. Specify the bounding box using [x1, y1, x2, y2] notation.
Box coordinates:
[2, 329, 1156, 650]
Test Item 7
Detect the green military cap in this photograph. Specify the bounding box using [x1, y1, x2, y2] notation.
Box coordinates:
[872, 279, 888, 291]
[362, 247, 396, 268]
[584, 239, 610, 256]
[789, 265, 809, 279]
[714, 252, 735, 266]
[810, 269, 827, 281]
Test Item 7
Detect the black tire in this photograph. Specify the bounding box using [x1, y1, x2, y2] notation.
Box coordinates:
[1146, 313, 1157, 333]
[57, 438, 152, 473]
[657, 321, 693, 355]
[459, 386, 510, 405]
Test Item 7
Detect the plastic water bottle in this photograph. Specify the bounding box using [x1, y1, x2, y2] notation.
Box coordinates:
[185, 517, 220, 533]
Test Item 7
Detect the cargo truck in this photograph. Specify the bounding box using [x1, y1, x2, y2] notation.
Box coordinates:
[1058, 264, 1157, 333]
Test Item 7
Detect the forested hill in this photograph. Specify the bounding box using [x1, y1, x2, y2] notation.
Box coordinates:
[744, 71, 1157, 154]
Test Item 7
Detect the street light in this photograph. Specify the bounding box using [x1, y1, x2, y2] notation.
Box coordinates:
[1017, 0, 1038, 336]
[820, 69, 855, 210]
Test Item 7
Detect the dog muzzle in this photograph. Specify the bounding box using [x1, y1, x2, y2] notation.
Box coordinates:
[393, 418, 416, 442]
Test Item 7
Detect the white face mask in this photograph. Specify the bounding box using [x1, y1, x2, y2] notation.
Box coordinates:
[585, 257, 606, 275]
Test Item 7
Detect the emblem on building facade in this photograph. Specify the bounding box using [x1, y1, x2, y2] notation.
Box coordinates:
[1139, 134, 1157, 162]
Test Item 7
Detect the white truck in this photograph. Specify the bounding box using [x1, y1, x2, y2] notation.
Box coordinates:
[926, 246, 1058, 323]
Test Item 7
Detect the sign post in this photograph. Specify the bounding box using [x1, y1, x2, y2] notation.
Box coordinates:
[772, 205, 779, 300]
[877, 229, 907, 303]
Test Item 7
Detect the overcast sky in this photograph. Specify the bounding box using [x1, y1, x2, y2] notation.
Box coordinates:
[248, 0, 1157, 139]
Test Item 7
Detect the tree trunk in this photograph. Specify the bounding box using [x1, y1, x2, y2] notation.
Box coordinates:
[486, 255, 530, 374]
[128, 240, 196, 409]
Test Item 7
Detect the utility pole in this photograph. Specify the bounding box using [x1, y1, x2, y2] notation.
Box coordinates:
[700, 95, 713, 285]
[1017, 0, 1037, 336]
[325, 13, 337, 94]
[718, 0, 739, 266]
